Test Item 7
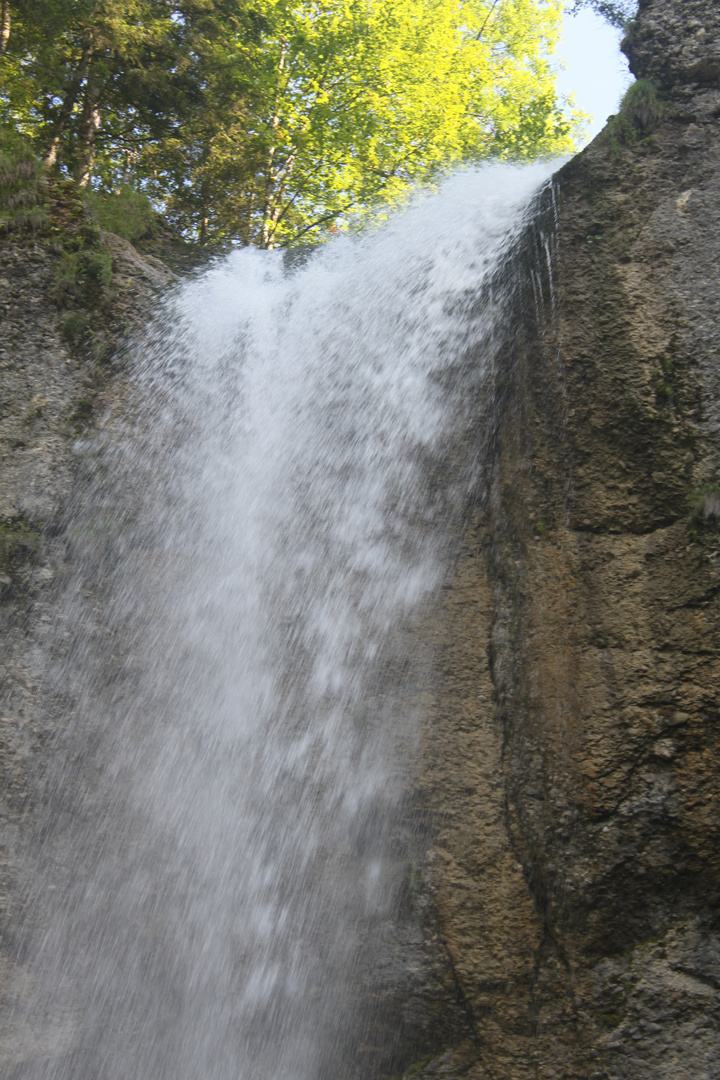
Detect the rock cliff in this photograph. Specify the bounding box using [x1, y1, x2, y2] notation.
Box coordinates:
[1, 1, 719, 1075]
[419, 0, 720, 1077]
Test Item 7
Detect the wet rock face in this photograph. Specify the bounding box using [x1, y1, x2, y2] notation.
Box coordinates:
[624, 0, 720, 89]
[419, 1, 720, 1077]
[0, 230, 173, 1070]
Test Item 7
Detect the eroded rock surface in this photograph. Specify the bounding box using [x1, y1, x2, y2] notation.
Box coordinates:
[418, 0, 720, 1076]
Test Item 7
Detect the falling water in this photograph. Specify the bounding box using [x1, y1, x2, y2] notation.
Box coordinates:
[9, 164, 553, 1080]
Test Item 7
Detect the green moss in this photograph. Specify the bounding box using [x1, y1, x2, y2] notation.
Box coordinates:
[0, 131, 116, 385]
[403, 1054, 435, 1077]
[62, 309, 92, 346]
[54, 248, 113, 306]
[44, 174, 114, 315]
[80, 249, 113, 291]
[651, 353, 675, 405]
[598, 1012, 624, 1028]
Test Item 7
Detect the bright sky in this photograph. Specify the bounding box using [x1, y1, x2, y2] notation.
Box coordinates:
[554, 8, 635, 145]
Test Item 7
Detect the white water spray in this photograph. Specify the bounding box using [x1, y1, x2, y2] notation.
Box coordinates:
[13, 164, 552, 1080]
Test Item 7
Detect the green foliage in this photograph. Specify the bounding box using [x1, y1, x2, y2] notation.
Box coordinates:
[623, 79, 666, 129]
[42, 173, 114, 307]
[605, 79, 666, 151]
[54, 247, 113, 306]
[2, 0, 585, 248]
[62, 308, 92, 345]
[157, 0, 585, 246]
[85, 185, 157, 243]
[565, 0, 636, 29]
[45, 175, 90, 236]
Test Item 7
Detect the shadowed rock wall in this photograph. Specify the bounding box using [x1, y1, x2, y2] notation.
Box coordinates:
[419, 1, 720, 1077]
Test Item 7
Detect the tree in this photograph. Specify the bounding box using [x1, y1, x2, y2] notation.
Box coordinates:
[0, 2, 93, 141]
[0, 1, 195, 181]
[140, 0, 267, 245]
[2, 0, 586, 248]
[158, 0, 584, 247]
[565, 0, 636, 29]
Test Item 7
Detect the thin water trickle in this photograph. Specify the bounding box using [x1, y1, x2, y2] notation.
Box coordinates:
[12, 164, 553, 1080]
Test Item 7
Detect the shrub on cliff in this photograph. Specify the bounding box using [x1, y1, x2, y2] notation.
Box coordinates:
[604, 79, 666, 150]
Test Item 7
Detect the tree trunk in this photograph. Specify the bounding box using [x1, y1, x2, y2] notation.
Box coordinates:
[198, 174, 211, 245]
[0, 1, 10, 57]
[199, 210, 209, 246]
[119, 149, 137, 189]
[42, 43, 92, 171]
[262, 187, 286, 249]
[261, 42, 288, 248]
[76, 70, 102, 188]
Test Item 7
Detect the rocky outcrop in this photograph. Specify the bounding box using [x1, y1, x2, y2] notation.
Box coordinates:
[624, 0, 720, 90]
[419, 1, 720, 1077]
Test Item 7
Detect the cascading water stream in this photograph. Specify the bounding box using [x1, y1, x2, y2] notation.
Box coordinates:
[10, 164, 553, 1080]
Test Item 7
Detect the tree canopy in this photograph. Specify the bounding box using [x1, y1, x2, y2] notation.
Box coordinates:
[1, 0, 589, 247]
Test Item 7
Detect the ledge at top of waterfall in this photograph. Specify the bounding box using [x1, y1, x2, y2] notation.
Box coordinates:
[18, 162, 555, 1080]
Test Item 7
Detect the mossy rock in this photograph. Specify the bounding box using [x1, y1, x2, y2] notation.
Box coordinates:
[62, 309, 92, 347]
[53, 248, 113, 307]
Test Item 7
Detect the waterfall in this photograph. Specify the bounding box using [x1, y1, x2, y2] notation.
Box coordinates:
[11, 164, 553, 1080]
